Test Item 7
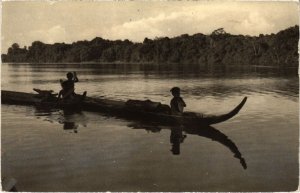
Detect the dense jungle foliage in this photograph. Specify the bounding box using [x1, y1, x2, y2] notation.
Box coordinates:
[2, 25, 298, 66]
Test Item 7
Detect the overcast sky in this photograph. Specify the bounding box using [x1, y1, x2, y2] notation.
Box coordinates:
[1, 1, 299, 53]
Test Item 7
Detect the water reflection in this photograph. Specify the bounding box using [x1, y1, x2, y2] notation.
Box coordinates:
[170, 127, 187, 155]
[184, 125, 247, 169]
[129, 123, 247, 169]
[34, 101, 247, 169]
[34, 105, 58, 121]
[34, 106, 87, 133]
[2, 63, 298, 104]
[5, 63, 298, 77]
[62, 109, 80, 133]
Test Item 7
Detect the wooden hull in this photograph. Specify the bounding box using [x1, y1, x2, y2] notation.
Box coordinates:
[1, 90, 247, 126]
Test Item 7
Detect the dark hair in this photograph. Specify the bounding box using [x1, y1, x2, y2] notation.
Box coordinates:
[66, 72, 73, 79]
[170, 87, 180, 93]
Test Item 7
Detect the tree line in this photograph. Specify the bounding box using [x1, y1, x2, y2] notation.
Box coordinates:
[2, 25, 299, 67]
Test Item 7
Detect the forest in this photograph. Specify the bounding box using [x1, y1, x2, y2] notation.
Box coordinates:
[2, 25, 299, 67]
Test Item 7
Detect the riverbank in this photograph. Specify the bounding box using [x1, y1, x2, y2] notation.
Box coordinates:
[2, 61, 299, 69]
[2, 26, 298, 67]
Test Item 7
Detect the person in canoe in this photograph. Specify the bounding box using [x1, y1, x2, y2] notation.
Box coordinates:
[170, 87, 186, 115]
[58, 72, 79, 101]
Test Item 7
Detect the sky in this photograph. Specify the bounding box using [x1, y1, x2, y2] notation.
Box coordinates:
[1, 1, 299, 54]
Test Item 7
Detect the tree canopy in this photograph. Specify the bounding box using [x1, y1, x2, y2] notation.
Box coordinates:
[2, 26, 299, 67]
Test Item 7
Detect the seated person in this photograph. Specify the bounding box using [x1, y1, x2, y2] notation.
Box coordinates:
[170, 87, 186, 115]
[58, 72, 79, 101]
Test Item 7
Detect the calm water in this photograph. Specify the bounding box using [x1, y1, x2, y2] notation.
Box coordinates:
[1, 63, 299, 191]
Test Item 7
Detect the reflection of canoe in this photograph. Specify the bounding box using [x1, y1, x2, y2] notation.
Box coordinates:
[1, 90, 247, 126]
[129, 123, 247, 169]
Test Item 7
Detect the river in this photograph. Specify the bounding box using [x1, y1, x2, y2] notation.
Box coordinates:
[1, 63, 299, 191]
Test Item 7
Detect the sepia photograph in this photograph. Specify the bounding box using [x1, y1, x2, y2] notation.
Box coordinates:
[1, 0, 299, 192]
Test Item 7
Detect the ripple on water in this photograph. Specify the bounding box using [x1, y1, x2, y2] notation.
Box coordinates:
[1, 64, 298, 191]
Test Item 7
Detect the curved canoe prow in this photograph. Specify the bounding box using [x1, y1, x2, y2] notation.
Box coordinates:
[203, 97, 247, 125]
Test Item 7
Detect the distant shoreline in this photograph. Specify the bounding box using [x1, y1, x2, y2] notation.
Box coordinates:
[2, 26, 298, 67]
[2, 62, 298, 69]
[2, 61, 158, 65]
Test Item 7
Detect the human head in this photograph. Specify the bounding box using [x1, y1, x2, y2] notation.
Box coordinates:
[66, 72, 73, 80]
[170, 87, 180, 97]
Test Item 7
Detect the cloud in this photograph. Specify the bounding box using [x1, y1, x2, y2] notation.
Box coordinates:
[106, 11, 207, 41]
[2, 25, 69, 52]
[238, 12, 275, 35]
[104, 3, 298, 42]
[29, 25, 67, 43]
[1, 1, 298, 53]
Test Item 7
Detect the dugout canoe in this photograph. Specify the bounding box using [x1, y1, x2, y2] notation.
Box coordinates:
[1, 90, 247, 126]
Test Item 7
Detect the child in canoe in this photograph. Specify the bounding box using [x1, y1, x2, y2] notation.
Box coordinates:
[170, 87, 186, 115]
[58, 72, 79, 100]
